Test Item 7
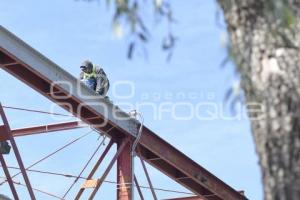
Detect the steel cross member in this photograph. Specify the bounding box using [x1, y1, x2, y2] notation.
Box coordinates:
[117, 138, 133, 200]
[0, 103, 36, 200]
[74, 139, 114, 199]
[0, 153, 19, 200]
[88, 137, 130, 199]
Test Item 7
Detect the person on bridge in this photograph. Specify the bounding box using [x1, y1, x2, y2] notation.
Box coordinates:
[80, 60, 110, 96]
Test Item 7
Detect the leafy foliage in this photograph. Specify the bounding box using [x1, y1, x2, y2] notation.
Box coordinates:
[82, 0, 176, 60]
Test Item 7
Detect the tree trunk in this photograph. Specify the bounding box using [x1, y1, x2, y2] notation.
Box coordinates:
[217, 0, 300, 199]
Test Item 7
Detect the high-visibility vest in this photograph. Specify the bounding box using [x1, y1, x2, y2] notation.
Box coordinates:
[83, 65, 97, 80]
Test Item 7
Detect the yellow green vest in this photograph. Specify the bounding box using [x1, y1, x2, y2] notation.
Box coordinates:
[83, 65, 97, 79]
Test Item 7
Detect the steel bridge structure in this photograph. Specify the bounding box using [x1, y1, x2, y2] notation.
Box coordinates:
[0, 26, 247, 200]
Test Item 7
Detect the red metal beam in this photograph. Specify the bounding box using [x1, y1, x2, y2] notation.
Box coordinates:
[0, 121, 84, 141]
[0, 125, 9, 141]
[0, 103, 36, 200]
[138, 127, 246, 200]
[134, 175, 144, 200]
[0, 51, 241, 199]
[89, 138, 129, 200]
[0, 27, 247, 200]
[74, 139, 114, 200]
[1, 62, 18, 67]
[12, 121, 83, 136]
[117, 139, 132, 200]
[139, 155, 158, 200]
[0, 154, 19, 200]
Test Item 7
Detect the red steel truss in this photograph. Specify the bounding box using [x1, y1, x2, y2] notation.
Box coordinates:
[0, 121, 83, 141]
[0, 25, 247, 200]
[0, 103, 36, 199]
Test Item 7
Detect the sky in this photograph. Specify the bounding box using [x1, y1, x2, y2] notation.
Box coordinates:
[0, 0, 262, 200]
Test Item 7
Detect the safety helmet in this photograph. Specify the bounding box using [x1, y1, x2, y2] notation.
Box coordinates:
[80, 60, 93, 71]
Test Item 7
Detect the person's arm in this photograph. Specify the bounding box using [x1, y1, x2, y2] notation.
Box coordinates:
[94, 66, 109, 95]
[95, 66, 105, 76]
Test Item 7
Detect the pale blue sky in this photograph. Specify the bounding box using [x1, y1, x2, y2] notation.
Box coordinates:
[0, 0, 262, 199]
